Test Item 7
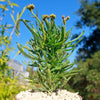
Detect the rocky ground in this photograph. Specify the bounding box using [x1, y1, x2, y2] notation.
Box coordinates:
[15, 89, 82, 100]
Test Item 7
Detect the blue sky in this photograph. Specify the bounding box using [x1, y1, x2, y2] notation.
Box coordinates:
[1, 0, 89, 69]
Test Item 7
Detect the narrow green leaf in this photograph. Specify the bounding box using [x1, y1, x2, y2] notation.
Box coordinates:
[9, 1, 19, 10]
[10, 3, 19, 7]
[65, 27, 73, 39]
[19, 7, 26, 18]
[37, 70, 49, 90]
[0, 0, 6, 1]
[17, 13, 19, 20]
[57, 47, 75, 63]
[16, 19, 19, 32]
[59, 26, 65, 42]
[47, 69, 51, 87]
[44, 19, 51, 30]
[10, 14, 16, 24]
[17, 43, 37, 60]
[52, 80, 59, 92]
[51, 72, 59, 82]
[31, 24, 42, 39]
[46, 33, 60, 45]
[66, 31, 84, 45]
[0, 4, 8, 11]
[60, 77, 71, 88]
[20, 19, 41, 43]
[66, 37, 83, 48]
[53, 38, 66, 47]
[32, 86, 47, 92]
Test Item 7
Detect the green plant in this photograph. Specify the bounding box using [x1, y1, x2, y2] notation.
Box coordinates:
[0, 1, 27, 99]
[0, 25, 27, 100]
[0, 69, 27, 100]
[68, 50, 100, 100]
[17, 4, 84, 94]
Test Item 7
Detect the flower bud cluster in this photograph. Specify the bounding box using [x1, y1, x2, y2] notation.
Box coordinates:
[42, 14, 56, 20]
[62, 15, 70, 25]
[50, 14, 56, 19]
[26, 4, 70, 25]
[43, 15, 50, 20]
[27, 4, 35, 11]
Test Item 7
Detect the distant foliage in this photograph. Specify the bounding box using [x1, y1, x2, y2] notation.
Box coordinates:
[0, 69, 26, 100]
[67, 1, 100, 100]
[0, 0, 27, 99]
[69, 50, 100, 100]
[76, 0, 100, 29]
[75, 0, 100, 60]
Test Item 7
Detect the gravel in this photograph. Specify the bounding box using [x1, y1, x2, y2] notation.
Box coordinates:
[15, 89, 82, 100]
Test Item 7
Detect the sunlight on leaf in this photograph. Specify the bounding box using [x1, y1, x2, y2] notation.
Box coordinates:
[0, 0, 6, 1]
[10, 14, 16, 24]
[9, 3, 19, 7]
[0, 4, 8, 11]
[19, 7, 26, 18]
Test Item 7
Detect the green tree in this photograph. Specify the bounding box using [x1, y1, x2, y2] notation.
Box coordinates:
[75, 0, 100, 60]
[69, 50, 100, 100]
[67, 1, 100, 100]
